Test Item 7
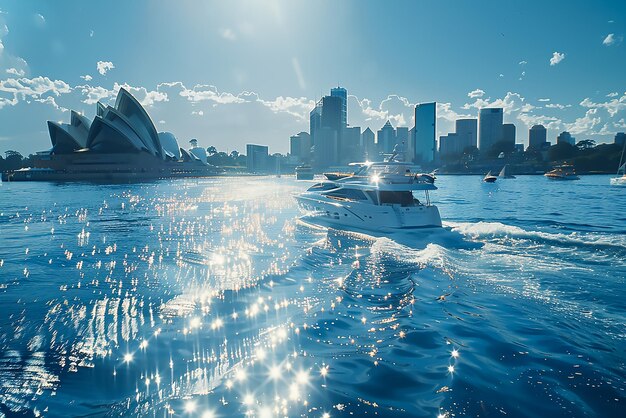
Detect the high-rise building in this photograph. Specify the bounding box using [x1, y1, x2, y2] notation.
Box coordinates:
[528, 125, 547, 149]
[478, 108, 503, 151]
[414, 102, 436, 163]
[439, 133, 461, 157]
[396, 127, 409, 161]
[362, 127, 377, 160]
[502, 123, 516, 145]
[340, 126, 361, 164]
[309, 103, 322, 146]
[290, 132, 311, 163]
[377, 120, 396, 154]
[314, 127, 338, 168]
[246, 144, 269, 172]
[330, 87, 348, 129]
[455, 119, 477, 152]
[614, 132, 625, 146]
[557, 131, 575, 145]
[309, 94, 343, 168]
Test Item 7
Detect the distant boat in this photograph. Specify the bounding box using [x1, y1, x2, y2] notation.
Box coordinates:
[483, 171, 497, 183]
[610, 140, 626, 186]
[545, 164, 579, 180]
[295, 165, 314, 180]
[498, 165, 516, 179]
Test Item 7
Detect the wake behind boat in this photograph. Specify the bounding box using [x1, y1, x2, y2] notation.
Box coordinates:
[296, 161, 442, 231]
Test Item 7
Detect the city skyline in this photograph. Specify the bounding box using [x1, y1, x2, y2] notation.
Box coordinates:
[0, 0, 625, 156]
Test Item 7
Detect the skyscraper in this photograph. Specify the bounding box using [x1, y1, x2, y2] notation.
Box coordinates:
[340, 126, 361, 164]
[478, 108, 503, 151]
[330, 87, 348, 129]
[246, 144, 269, 173]
[528, 125, 547, 149]
[502, 123, 516, 145]
[557, 131, 575, 145]
[290, 132, 311, 163]
[455, 119, 477, 152]
[309, 94, 343, 168]
[377, 120, 396, 154]
[362, 127, 376, 160]
[396, 127, 409, 160]
[414, 102, 436, 163]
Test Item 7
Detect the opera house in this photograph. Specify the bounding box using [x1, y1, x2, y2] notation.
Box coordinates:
[3, 88, 220, 181]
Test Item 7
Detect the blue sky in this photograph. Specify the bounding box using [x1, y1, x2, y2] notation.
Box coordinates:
[0, 0, 625, 155]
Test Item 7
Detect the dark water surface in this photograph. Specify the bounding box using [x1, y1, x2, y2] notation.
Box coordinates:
[0, 175, 624, 417]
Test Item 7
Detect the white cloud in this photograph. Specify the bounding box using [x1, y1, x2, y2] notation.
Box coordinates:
[191, 110, 204, 116]
[96, 61, 115, 75]
[35, 13, 45, 25]
[607, 92, 619, 97]
[603, 33, 615, 46]
[545, 103, 566, 109]
[518, 60, 527, 65]
[5, 67, 25, 76]
[34, 96, 67, 112]
[80, 74, 92, 81]
[179, 83, 246, 104]
[77, 85, 113, 105]
[579, 94, 626, 117]
[566, 108, 601, 134]
[0, 76, 71, 97]
[549, 52, 565, 66]
[538, 98, 550, 102]
[220, 28, 237, 41]
[257, 95, 315, 120]
[467, 89, 485, 98]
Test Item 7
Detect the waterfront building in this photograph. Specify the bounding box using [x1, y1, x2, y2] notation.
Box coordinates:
[528, 125, 548, 149]
[502, 123, 516, 145]
[189, 139, 208, 163]
[246, 144, 269, 173]
[17, 88, 220, 181]
[395, 127, 409, 161]
[314, 127, 338, 168]
[330, 87, 348, 129]
[309, 94, 342, 168]
[362, 127, 377, 160]
[615, 132, 626, 146]
[340, 126, 361, 164]
[377, 120, 396, 154]
[455, 119, 478, 151]
[439, 133, 461, 157]
[557, 131, 575, 146]
[414, 102, 436, 163]
[290, 132, 311, 163]
[478, 108, 503, 151]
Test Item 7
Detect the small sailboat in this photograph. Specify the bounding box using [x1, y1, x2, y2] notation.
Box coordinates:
[498, 165, 516, 179]
[610, 140, 626, 186]
[483, 171, 497, 183]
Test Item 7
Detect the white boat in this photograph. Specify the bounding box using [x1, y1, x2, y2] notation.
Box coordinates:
[610, 140, 626, 186]
[545, 164, 579, 180]
[295, 161, 442, 231]
[483, 171, 497, 183]
[498, 165, 516, 179]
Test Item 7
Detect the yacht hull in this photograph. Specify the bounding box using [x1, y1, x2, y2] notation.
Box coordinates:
[295, 194, 442, 230]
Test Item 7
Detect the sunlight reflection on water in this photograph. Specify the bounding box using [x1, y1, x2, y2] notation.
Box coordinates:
[0, 176, 624, 417]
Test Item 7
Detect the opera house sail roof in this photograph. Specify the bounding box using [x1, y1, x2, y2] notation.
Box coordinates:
[4, 87, 221, 181]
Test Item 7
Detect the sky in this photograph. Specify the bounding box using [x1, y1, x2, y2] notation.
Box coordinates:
[0, 0, 625, 156]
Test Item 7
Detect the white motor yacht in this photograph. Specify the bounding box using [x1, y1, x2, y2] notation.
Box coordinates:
[295, 161, 442, 231]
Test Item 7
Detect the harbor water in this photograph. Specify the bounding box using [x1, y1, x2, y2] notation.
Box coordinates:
[0, 175, 624, 417]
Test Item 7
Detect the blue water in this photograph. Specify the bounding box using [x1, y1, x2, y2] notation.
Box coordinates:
[0, 175, 624, 417]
